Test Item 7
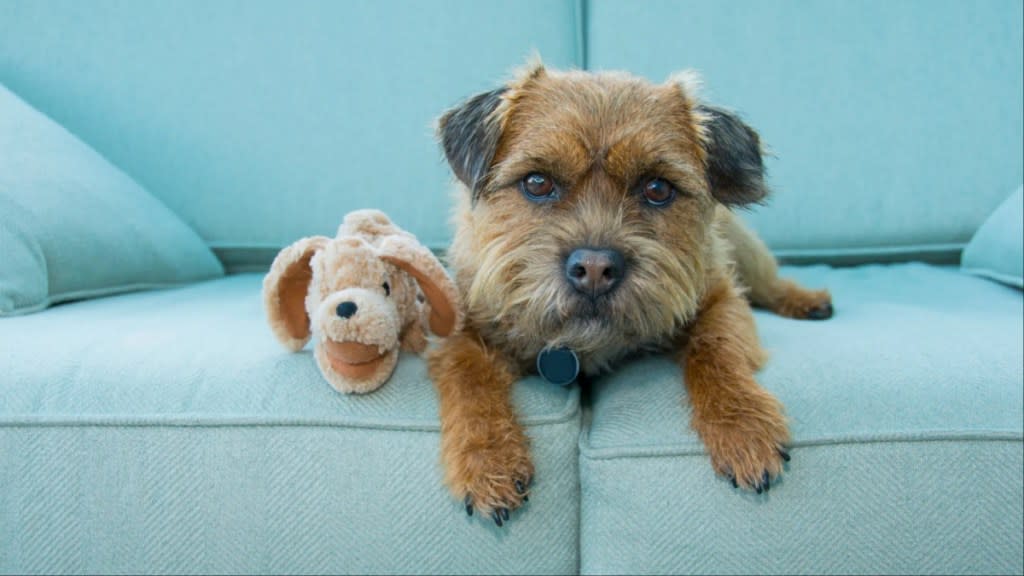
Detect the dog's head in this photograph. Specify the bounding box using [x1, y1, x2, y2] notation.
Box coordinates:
[263, 209, 460, 393]
[437, 62, 767, 372]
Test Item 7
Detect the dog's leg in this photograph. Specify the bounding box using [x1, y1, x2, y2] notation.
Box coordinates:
[718, 208, 833, 320]
[675, 276, 790, 491]
[427, 329, 533, 525]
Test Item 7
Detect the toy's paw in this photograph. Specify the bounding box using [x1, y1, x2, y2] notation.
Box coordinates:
[446, 433, 534, 527]
[697, 392, 791, 494]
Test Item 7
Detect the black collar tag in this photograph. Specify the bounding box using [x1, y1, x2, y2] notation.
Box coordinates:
[536, 346, 580, 387]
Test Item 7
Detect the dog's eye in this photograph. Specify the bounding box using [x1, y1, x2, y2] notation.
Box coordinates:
[520, 172, 557, 202]
[382, 282, 391, 297]
[640, 177, 676, 207]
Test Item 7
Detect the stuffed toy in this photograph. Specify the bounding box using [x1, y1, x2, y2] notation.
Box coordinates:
[263, 209, 462, 394]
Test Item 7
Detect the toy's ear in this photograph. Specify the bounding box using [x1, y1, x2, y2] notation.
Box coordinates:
[263, 236, 330, 351]
[377, 235, 462, 337]
[697, 105, 769, 207]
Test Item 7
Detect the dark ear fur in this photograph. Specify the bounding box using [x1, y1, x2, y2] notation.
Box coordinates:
[437, 87, 507, 198]
[699, 105, 769, 206]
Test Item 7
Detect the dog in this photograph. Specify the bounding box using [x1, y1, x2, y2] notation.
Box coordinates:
[427, 61, 833, 527]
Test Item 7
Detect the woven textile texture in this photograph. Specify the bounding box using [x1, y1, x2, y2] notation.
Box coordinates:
[0, 275, 581, 574]
[580, 263, 1023, 575]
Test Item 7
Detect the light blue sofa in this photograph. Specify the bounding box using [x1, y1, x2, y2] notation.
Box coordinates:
[2, 1, 1021, 574]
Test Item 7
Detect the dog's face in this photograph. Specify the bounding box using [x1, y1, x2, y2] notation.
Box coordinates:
[439, 64, 767, 372]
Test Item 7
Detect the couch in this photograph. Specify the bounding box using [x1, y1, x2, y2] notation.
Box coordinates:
[2, 1, 1021, 574]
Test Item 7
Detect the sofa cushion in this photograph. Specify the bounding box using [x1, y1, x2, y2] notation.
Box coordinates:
[0, 84, 223, 316]
[0, 0, 584, 267]
[962, 185, 1023, 289]
[586, 0, 1023, 261]
[580, 263, 1023, 575]
[0, 274, 581, 574]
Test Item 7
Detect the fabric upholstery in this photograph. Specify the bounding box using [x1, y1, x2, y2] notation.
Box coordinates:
[586, 0, 1024, 258]
[0, 0, 582, 260]
[0, 275, 581, 574]
[0, 84, 223, 316]
[962, 185, 1024, 289]
[581, 263, 1023, 575]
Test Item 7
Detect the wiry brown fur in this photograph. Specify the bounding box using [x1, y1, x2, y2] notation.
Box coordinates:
[430, 62, 832, 523]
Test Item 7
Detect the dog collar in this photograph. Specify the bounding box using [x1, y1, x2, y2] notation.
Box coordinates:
[536, 346, 580, 387]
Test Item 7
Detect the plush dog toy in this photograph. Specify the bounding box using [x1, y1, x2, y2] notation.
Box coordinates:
[263, 209, 461, 394]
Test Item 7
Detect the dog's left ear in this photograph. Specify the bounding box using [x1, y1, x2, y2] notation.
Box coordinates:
[698, 105, 769, 207]
[669, 71, 768, 207]
[437, 87, 508, 197]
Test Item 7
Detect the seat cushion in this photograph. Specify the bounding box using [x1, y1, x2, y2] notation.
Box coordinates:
[580, 263, 1023, 575]
[0, 275, 581, 574]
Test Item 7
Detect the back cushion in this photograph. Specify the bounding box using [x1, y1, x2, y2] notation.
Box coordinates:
[0, 0, 582, 267]
[587, 0, 1023, 259]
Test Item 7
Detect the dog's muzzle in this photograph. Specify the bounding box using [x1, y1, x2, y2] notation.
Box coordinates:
[565, 247, 625, 299]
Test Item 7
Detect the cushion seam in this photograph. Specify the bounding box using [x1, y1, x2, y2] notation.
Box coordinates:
[580, 430, 1023, 461]
[0, 388, 581, 431]
[960, 266, 1024, 289]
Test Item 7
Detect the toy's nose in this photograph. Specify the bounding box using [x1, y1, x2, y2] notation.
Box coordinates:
[336, 301, 358, 319]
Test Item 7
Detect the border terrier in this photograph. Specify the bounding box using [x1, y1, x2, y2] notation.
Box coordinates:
[428, 61, 833, 527]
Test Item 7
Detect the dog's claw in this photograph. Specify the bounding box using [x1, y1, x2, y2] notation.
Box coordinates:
[491, 511, 504, 527]
[807, 303, 833, 320]
[778, 449, 791, 462]
[728, 474, 738, 489]
[515, 480, 526, 495]
[500, 507, 510, 522]
[464, 495, 473, 517]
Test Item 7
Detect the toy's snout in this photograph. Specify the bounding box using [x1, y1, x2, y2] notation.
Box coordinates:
[313, 287, 401, 394]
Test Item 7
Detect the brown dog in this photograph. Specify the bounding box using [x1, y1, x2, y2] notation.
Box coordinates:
[428, 61, 832, 526]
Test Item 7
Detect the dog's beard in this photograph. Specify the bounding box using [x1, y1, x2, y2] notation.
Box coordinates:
[465, 218, 706, 373]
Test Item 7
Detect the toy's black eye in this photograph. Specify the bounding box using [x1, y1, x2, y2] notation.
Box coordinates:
[382, 282, 391, 297]
[520, 172, 557, 202]
[640, 177, 676, 207]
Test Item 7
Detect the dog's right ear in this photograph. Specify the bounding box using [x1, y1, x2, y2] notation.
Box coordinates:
[437, 86, 508, 198]
[698, 105, 769, 207]
[263, 236, 330, 352]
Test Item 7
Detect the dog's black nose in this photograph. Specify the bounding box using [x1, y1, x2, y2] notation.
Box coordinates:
[336, 301, 358, 319]
[565, 248, 625, 298]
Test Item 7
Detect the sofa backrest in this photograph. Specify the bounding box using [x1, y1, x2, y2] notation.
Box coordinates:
[586, 0, 1024, 263]
[0, 0, 583, 269]
[2, 0, 1020, 267]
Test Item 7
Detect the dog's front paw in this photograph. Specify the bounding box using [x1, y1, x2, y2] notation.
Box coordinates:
[773, 285, 834, 321]
[696, 398, 791, 493]
[444, 431, 534, 526]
